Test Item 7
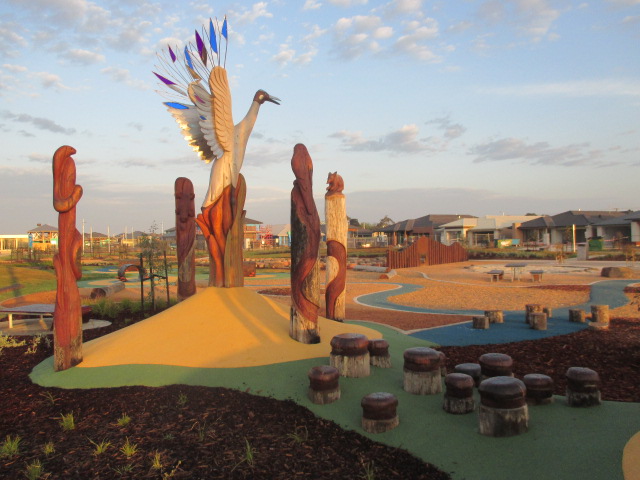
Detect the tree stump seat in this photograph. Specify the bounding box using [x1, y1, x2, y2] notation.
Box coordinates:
[368, 339, 391, 368]
[438, 351, 447, 377]
[472, 316, 490, 329]
[566, 367, 601, 407]
[590, 305, 610, 324]
[403, 347, 442, 395]
[455, 363, 482, 387]
[525, 304, 543, 324]
[330, 333, 370, 377]
[479, 353, 514, 379]
[443, 373, 475, 414]
[307, 365, 340, 405]
[530, 312, 548, 330]
[361, 392, 399, 433]
[569, 309, 586, 323]
[485, 310, 504, 324]
[478, 376, 529, 437]
[523, 373, 554, 405]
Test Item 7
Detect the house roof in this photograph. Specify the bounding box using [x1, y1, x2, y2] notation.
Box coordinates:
[28, 224, 58, 233]
[468, 215, 541, 232]
[519, 210, 628, 229]
[593, 210, 640, 226]
[379, 214, 476, 233]
[244, 218, 262, 225]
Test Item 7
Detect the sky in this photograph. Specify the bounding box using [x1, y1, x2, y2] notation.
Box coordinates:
[1, 0, 639, 235]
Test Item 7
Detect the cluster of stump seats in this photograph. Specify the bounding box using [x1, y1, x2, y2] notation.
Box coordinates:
[471, 304, 612, 332]
[307, 334, 602, 437]
[486, 270, 545, 282]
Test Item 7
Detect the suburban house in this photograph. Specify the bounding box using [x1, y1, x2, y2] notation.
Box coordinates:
[592, 210, 640, 247]
[377, 214, 477, 245]
[436, 215, 541, 246]
[517, 210, 632, 246]
[27, 224, 59, 249]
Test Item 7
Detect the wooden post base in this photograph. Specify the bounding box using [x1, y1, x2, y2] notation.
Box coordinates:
[485, 310, 504, 323]
[403, 369, 442, 395]
[362, 415, 399, 434]
[478, 404, 529, 437]
[308, 387, 340, 405]
[370, 354, 392, 368]
[473, 316, 490, 329]
[361, 392, 399, 433]
[443, 396, 475, 414]
[569, 309, 586, 323]
[330, 353, 370, 378]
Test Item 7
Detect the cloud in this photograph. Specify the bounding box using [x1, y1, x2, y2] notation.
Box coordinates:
[394, 17, 440, 61]
[2, 64, 28, 73]
[331, 15, 388, 59]
[271, 43, 318, 66]
[2, 111, 76, 134]
[101, 67, 147, 90]
[607, 0, 640, 5]
[331, 124, 432, 153]
[61, 48, 106, 65]
[479, 79, 640, 97]
[384, 0, 424, 15]
[328, 0, 369, 6]
[303, 0, 322, 9]
[0, 22, 28, 58]
[426, 116, 467, 140]
[33, 71, 69, 90]
[469, 137, 613, 166]
[233, 2, 273, 25]
[28, 153, 50, 163]
[477, 0, 560, 42]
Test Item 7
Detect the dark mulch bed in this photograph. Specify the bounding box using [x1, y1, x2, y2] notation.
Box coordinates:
[440, 318, 640, 403]
[0, 325, 449, 480]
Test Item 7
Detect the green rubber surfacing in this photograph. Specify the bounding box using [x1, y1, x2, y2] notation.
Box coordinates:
[31, 321, 640, 480]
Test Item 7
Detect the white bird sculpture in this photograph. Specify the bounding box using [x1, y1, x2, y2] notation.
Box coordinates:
[154, 17, 280, 208]
[154, 18, 279, 287]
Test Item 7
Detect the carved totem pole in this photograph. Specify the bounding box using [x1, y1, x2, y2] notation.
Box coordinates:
[175, 177, 196, 300]
[290, 144, 321, 344]
[52, 145, 83, 371]
[154, 18, 279, 287]
[325, 172, 347, 321]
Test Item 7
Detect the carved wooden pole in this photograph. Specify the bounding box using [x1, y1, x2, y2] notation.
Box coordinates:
[195, 174, 246, 288]
[52, 145, 83, 371]
[290, 144, 321, 344]
[325, 172, 347, 321]
[175, 177, 196, 300]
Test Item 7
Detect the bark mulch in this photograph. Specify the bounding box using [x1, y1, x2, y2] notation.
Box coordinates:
[0, 324, 450, 480]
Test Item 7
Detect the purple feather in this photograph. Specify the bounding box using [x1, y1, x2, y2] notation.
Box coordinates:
[153, 72, 175, 86]
[195, 30, 207, 66]
[168, 45, 177, 63]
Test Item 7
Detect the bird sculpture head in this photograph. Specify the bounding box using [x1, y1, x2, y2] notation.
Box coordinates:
[254, 90, 280, 105]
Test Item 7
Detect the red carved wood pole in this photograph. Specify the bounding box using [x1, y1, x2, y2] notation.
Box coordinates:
[195, 174, 246, 288]
[52, 145, 83, 371]
[175, 177, 196, 300]
[289, 144, 321, 344]
[325, 172, 347, 321]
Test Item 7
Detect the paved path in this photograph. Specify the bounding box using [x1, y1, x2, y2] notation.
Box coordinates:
[355, 279, 639, 346]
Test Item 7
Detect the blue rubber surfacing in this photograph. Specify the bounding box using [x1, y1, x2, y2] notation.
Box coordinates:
[355, 279, 639, 346]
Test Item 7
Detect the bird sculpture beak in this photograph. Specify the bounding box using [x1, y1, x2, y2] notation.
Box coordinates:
[267, 96, 281, 105]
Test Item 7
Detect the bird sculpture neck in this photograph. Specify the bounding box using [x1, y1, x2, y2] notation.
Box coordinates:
[232, 98, 262, 174]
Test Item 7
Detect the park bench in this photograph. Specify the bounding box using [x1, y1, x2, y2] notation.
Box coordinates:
[486, 270, 504, 282]
[0, 304, 92, 329]
[530, 270, 544, 282]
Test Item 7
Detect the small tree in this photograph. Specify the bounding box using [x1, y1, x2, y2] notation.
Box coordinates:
[376, 215, 395, 228]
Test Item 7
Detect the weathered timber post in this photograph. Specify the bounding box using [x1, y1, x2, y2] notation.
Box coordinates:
[325, 171, 347, 321]
[52, 145, 83, 371]
[290, 144, 321, 343]
[174, 177, 196, 300]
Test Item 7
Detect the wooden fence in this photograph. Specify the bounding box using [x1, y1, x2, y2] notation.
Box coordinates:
[386, 237, 468, 269]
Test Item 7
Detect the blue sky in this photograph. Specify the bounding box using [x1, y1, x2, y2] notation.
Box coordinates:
[1, 0, 639, 235]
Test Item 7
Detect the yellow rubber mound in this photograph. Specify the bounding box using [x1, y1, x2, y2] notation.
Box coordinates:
[624, 431, 640, 480]
[80, 287, 381, 369]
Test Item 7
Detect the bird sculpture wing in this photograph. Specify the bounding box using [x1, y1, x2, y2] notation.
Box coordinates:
[208, 66, 234, 154]
[163, 100, 219, 163]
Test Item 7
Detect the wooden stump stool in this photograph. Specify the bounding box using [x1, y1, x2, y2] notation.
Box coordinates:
[472, 316, 489, 329]
[566, 367, 601, 407]
[403, 347, 442, 395]
[361, 392, 399, 433]
[443, 373, 475, 414]
[485, 310, 504, 324]
[530, 312, 548, 330]
[455, 363, 482, 387]
[478, 376, 528, 437]
[543, 307, 552, 318]
[479, 353, 513, 379]
[590, 305, 610, 324]
[368, 339, 391, 368]
[569, 309, 586, 323]
[330, 333, 370, 378]
[307, 365, 340, 405]
[525, 304, 543, 324]
[523, 373, 554, 405]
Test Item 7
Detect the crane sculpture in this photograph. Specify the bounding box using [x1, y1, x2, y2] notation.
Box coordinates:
[154, 18, 279, 287]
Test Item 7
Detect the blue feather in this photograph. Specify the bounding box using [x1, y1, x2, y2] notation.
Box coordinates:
[184, 47, 193, 69]
[209, 19, 218, 54]
[164, 102, 189, 110]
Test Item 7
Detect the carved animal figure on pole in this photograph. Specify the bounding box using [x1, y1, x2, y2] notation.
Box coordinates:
[325, 172, 347, 321]
[154, 17, 279, 287]
[290, 144, 321, 344]
[175, 177, 196, 300]
[52, 145, 83, 371]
